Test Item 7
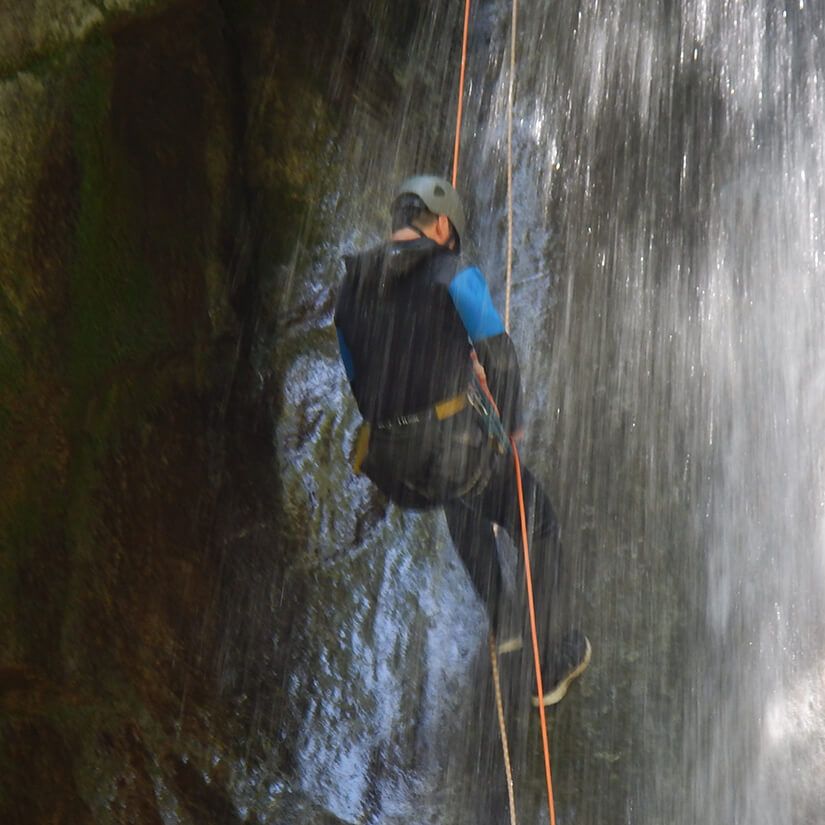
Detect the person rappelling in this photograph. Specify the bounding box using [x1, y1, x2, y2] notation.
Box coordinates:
[334, 174, 590, 708]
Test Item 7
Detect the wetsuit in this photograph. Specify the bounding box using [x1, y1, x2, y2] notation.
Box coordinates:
[335, 238, 567, 642]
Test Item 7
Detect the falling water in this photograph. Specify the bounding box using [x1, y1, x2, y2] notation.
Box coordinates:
[275, 1, 825, 822]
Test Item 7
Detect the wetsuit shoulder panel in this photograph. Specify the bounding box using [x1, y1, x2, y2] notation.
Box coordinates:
[447, 265, 506, 343]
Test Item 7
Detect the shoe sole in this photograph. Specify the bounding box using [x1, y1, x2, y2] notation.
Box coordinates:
[532, 637, 592, 708]
[497, 635, 524, 655]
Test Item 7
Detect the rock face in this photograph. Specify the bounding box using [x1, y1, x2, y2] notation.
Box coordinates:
[0, 1, 374, 821]
[2, 0, 478, 819]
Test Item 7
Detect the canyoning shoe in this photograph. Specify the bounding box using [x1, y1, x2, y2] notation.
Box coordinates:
[532, 630, 591, 707]
[496, 634, 524, 655]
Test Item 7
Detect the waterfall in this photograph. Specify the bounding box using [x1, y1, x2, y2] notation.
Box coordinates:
[279, 1, 825, 821]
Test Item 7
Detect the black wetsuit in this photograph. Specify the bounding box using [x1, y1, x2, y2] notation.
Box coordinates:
[335, 238, 567, 642]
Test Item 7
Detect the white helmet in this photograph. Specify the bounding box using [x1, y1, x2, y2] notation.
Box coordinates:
[395, 175, 466, 240]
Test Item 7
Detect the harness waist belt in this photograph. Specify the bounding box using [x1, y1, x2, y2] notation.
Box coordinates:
[352, 391, 468, 475]
[374, 391, 469, 430]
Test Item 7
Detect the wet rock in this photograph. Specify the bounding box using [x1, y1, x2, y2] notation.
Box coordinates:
[1, 0, 458, 821]
[0, 0, 172, 76]
[2, 1, 271, 822]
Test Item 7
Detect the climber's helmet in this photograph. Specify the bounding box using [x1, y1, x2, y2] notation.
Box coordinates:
[391, 175, 466, 246]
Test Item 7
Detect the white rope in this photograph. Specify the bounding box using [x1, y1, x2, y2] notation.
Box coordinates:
[489, 633, 518, 825]
[504, 0, 518, 332]
[493, 5, 520, 821]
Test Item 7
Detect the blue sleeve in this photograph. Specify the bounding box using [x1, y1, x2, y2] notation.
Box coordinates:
[336, 327, 355, 382]
[447, 266, 506, 343]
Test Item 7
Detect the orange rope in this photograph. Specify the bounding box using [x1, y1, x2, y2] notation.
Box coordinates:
[502, 4, 556, 812]
[452, 0, 557, 821]
[511, 438, 556, 825]
[478, 364, 558, 825]
[450, 4, 519, 821]
[451, 0, 472, 187]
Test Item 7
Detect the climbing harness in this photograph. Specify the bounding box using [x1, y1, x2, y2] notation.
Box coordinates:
[452, 0, 558, 823]
[375, 391, 469, 430]
[352, 423, 371, 475]
[467, 377, 509, 453]
[351, 384, 493, 475]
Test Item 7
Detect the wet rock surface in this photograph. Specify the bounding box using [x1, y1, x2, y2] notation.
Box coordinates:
[2, 0, 485, 821]
[0, 1, 368, 822]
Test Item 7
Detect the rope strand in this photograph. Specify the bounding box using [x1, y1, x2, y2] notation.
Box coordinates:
[452, 0, 557, 822]
[503, 3, 559, 817]
[504, 0, 518, 330]
[503, 4, 557, 814]
[451, 0, 472, 187]
[511, 439, 557, 824]
[489, 633, 518, 825]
